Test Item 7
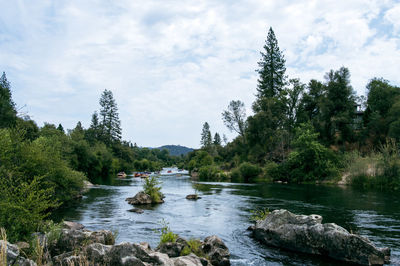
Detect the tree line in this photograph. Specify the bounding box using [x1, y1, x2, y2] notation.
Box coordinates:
[190, 27, 400, 189]
[0, 75, 182, 241]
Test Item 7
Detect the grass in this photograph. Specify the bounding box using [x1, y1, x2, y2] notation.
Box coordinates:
[1, 228, 7, 266]
[180, 239, 207, 258]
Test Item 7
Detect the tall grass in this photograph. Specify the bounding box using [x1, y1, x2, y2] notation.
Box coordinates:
[346, 139, 400, 190]
[0, 228, 7, 266]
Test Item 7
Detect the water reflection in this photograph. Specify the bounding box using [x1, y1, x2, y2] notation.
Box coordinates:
[57, 170, 400, 265]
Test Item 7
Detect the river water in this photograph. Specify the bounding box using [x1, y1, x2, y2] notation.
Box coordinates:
[55, 168, 400, 265]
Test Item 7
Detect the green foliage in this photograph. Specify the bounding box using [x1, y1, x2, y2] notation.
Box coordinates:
[222, 100, 247, 138]
[198, 165, 228, 181]
[143, 176, 163, 202]
[0, 175, 58, 242]
[249, 208, 270, 222]
[275, 123, 340, 183]
[0, 72, 17, 129]
[187, 151, 214, 172]
[256, 27, 286, 99]
[180, 239, 206, 258]
[99, 89, 122, 144]
[156, 220, 177, 245]
[238, 162, 262, 182]
[200, 122, 212, 148]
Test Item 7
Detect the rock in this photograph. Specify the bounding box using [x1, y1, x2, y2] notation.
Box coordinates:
[156, 241, 185, 258]
[171, 254, 204, 266]
[126, 191, 153, 205]
[128, 208, 144, 214]
[82, 180, 94, 193]
[0, 240, 37, 266]
[62, 221, 85, 230]
[50, 228, 114, 255]
[202, 236, 230, 266]
[15, 241, 30, 250]
[85, 242, 112, 264]
[186, 194, 201, 200]
[252, 209, 391, 265]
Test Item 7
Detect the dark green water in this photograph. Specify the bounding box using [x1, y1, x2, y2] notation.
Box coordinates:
[54, 168, 400, 265]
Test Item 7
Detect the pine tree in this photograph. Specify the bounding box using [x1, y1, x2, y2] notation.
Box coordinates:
[213, 133, 222, 146]
[99, 89, 122, 144]
[322, 67, 356, 144]
[200, 122, 212, 148]
[0, 72, 17, 128]
[57, 123, 65, 133]
[256, 27, 286, 99]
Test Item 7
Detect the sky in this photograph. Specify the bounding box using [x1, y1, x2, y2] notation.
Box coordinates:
[1, 0, 400, 148]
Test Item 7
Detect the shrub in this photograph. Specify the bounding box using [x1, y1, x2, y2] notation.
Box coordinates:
[143, 176, 162, 202]
[249, 208, 270, 222]
[157, 220, 177, 245]
[0, 175, 59, 242]
[238, 162, 262, 182]
[275, 123, 340, 183]
[181, 239, 206, 258]
[198, 165, 228, 181]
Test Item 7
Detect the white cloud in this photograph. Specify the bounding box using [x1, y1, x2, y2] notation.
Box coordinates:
[1, 0, 400, 148]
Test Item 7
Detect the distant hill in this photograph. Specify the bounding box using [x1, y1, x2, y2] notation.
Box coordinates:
[157, 145, 194, 156]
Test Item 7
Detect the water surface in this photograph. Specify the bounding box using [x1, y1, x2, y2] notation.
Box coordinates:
[55, 168, 400, 265]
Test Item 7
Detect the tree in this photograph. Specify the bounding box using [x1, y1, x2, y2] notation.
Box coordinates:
[256, 27, 286, 100]
[222, 100, 247, 138]
[200, 122, 212, 148]
[85, 111, 101, 144]
[0, 72, 17, 128]
[99, 89, 122, 144]
[214, 132, 222, 146]
[57, 123, 65, 133]
[286, 78, 305, 135]
[322, 67, 356, 144]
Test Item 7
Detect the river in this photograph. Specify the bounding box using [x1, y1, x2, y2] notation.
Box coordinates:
[54, 168, 400, 265]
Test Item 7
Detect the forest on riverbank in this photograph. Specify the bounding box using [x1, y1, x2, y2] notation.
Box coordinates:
[186, 27, 400, 192]
[0, 75, 184, 241]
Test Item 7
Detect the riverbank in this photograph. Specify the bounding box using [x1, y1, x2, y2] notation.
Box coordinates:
[1, 221, 230, 266]
[53, 173, 400, 265]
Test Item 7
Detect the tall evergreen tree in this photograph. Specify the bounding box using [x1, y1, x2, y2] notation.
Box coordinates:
[0, 72, 17, 128]
[322, 67, 356, 144]
[213, 132, 222, 146]
[99, 89, 121, 144]
[200, 122, 212, 148]
[256, 27, 286, 100]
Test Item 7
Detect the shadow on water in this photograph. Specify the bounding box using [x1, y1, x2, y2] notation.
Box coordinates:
[56, 172, 400, 265]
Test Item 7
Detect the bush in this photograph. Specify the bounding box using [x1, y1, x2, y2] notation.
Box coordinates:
[249, 208, 270, 222]
[157, 220, 177, 245]
[238, 162, 262, 182]
[198, 165, 228, 181]
[181, 239, 206, 258]
[143, 176, 162, 202]
[0, 175, 58, 242]
[275, 123, 340, 183]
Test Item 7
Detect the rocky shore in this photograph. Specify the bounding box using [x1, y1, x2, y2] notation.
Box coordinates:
[249, 209, 391, 265]
[1, 221, 230, 266]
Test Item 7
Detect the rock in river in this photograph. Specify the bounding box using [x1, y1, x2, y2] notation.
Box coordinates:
[251, 209, 391, 265]
[186, 194, 201, 200]
[125, 191, 164, 205]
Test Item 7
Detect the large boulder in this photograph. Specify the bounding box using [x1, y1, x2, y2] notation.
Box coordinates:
[50, 225, 114, 255]
[126, 191, 153, 205]
[171, 254, 204, 266]
[156, 237, 188, 258]
[202, 236, 230, 266]
[252, 209, 391, 265]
